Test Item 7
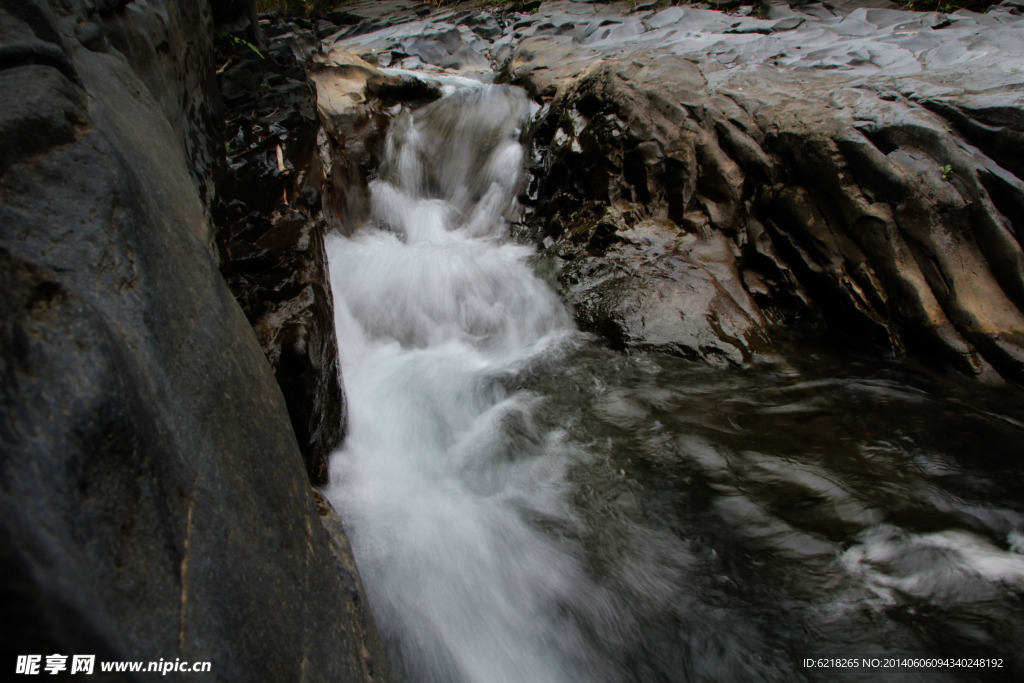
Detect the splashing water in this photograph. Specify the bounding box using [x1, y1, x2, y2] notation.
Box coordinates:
[325, 83, 599, 683]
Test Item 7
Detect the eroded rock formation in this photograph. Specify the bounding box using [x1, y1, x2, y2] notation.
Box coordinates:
[214, 21, 346, 486]
[511, 3, 1024, 381]
[0, 1, 388, 678]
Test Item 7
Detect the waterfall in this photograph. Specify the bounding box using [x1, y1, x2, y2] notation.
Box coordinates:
[325, 82, 594, 683]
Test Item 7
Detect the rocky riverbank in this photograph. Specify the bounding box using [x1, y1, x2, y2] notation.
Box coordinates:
[321, 0, 1024, 383]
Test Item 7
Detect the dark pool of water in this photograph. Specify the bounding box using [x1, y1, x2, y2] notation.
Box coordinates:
[513, 340, 1024, 682]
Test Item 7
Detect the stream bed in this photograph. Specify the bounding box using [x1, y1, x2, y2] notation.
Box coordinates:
[323, 73, 1024, 683]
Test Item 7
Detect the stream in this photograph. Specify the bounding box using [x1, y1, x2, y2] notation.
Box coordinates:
[324, 75, 1024, 682]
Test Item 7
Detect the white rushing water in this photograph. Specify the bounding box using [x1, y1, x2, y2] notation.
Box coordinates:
[324, 82, 595, 683]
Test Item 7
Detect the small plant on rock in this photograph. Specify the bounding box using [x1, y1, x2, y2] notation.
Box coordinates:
[220, 33, 265, 59]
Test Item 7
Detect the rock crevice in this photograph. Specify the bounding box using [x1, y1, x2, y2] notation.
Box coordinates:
[213, 19, 347, 486]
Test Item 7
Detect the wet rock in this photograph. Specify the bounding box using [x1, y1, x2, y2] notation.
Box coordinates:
[550, 203, 771, 365]
[0, 1, 389, 679]
[309, 48, 441, 231]
[214, 21, 348, 487]
[502, 5, 1024, 380]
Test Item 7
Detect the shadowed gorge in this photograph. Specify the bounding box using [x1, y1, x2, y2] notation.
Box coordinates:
[3, 0, 1024, 681]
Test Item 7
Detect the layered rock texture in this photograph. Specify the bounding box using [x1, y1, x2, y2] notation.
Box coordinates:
[306, 46, 442, 232]
[0, 1, 388, 679]
[327, 0, 1024, 382]
[214, 23, 345, 486]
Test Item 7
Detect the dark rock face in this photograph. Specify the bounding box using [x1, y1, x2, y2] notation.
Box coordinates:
[522, 53, 1024, 380]
[0, 1, 389, 679]
[211, 15, 445, 488]
[214, 25, 345, 486]
[213, 13, 443, 489]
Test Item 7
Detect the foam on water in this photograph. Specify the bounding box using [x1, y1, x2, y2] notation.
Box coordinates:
[325, 81, 593, 683]
[842, 524, 1024, 606]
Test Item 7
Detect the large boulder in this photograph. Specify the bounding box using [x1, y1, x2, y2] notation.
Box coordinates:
[0, 1, 389, 679]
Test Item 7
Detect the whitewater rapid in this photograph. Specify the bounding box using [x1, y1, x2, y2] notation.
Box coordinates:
[324, 81, 601, 683]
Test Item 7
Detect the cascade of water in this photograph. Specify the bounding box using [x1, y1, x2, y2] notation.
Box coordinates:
[325, 82, 595, 683]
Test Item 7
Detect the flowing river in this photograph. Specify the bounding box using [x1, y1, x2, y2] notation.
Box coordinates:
[324, 78, 1024, 682]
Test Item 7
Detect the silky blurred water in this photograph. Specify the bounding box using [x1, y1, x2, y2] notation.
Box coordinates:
[325, 79, 1024, 682]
